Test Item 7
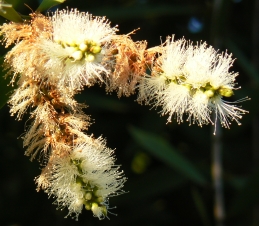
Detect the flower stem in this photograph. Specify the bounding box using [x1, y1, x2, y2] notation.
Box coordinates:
[211, 120, 225, 226]
[210, 0, 228, 224]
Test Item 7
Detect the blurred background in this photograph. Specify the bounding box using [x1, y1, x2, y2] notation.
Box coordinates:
[0, 0, 257, 225]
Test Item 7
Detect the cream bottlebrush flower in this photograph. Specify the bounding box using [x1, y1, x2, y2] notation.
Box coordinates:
[138, 38, 191, 123]
[138, 37, 248, 128]
[40, 9, 118, 91]
[183, 42, 248, 128]
[1, 10, 116, 92]
[42, 140, 126, 220]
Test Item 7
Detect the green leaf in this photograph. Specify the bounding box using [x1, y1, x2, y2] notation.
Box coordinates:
[36, 0, 66, 12]
[0, 56, 15, 109]
[0, 1, 23, 22]
[128, 126, 208, 185]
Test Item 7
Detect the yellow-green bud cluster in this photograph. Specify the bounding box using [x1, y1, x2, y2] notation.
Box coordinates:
[198, 83, 234, 98]
[72, 159, 107, 216]
[163, 74, 234, 99]
[55, 39, 102, 62]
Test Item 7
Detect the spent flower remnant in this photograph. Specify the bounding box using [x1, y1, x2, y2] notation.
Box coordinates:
[138, 37, 248, 130]
[106, 33, 148, 97]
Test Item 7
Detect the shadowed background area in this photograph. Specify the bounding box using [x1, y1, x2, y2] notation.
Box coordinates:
[0, 0, 257, 225]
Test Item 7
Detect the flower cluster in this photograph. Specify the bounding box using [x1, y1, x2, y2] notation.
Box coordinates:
[0, 6, 247, 221]
[0, 9, 128, 220]
[138, 37, 248, 131]
[36, 140, 126, 220]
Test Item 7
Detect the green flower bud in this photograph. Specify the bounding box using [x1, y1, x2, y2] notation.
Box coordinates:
[91, 203, 108, 217]
[85, 201, 92, 210]
[211, 85, 219, 90]
[85, 54, 95, 62]
[82, 178, 88, 184]
[182, 83, 192, 90]
[100, 206, 107, 216]
[91, 46, 102, 54]
[202, 83, 212, 90]
[218, 87, 234, 97]
[79, 43, 88, 51]
[94, 188, 101, 197]
[96, 196, 104, 203]
[66, 39, 77, 47]
[91, 203, 99, 211]
[71, 51, 83, 61]
[65, 46, 79, 54]
[90, 41, 97, 46]
[85, 192, 92, 200]
[71, 183, 81, 192]
[204, 89, 214, 98]
[76, 176, 83, 184]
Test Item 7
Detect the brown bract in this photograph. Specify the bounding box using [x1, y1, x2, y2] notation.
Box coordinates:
[1, 13, 53, 85]
[22, 85, 90, 161]
[106, 34, 147, 97]
[0, 13, 51, 47]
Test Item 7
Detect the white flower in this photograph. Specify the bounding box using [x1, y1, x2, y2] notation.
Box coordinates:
[183, 42, 248, 129]
[159, 37, 187, 80]
[183, 43, 236, 90]
[138, 74, 168, 105]
[138, 38, 192, 123]
[138, 38, 187, 103]
[159, 82, 192, 124]
[187, 90, 212, 126]
[40, 9, 118, 91]
[208, 96, 246, 130]
[138, 37, 248, 129]
[45, 139, 126, 220]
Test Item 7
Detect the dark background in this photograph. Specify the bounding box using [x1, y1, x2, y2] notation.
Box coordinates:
[0, 0, 258, 225]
